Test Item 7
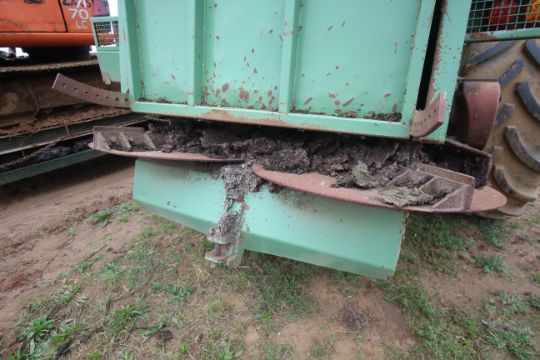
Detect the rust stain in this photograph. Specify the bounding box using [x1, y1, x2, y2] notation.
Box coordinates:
[343, 97, 354, 107]
[221, 83, 229, 93]
[304, 97, 313, 105]
[335, 109, 342, 114]
[334, 100, 341, 106]
[328, 93, 337, 99]
[267, 90, 273, 97]
[239, 87, 249, 101]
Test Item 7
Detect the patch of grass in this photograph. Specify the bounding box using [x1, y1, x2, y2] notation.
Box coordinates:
[118, 202, 134, 213]
[86, 209, 113, 225]
[67, 224, 80, 238]
[74, 261, 93, 274]
[530, 273, 540, 283]
[214, 344, 239, 360]
[99, 262, 124, 285]
[498, 293, 529, 314]
[107, 297, 147, 334]
[138, 227, 155, 240]
[259, 342, 294, 360]
[126, 240, 167, 288]
[405, 214, 468, 275]
[207, 299, 233, 321]
[529, 294, 540, 311]
[483, 320, 537, 360]
[21, 316, 54, 341]
[470, 217, 509, 249]
[472, 255, 508, 275]
[51, 279, 81, 305]
[162, 221, 178, 234]
[86, 350, 102, 359]
[177, 342, 189, 354]
[152, 283, 192, 305]
[117, 350, 136, 360]
[309, 334, 336, 358]
[239, 254, 316, 320]
[118, 214, 129, 223]
[378, 280, 482, 360]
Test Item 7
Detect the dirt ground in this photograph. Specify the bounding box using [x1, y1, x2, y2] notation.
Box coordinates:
[0, 157, 539, 359]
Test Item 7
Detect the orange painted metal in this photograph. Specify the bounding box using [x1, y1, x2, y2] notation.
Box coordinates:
[0, 33, 93, 47]
[0, 0, 66, 33]
[60, 0, 95, 33]
[0, 0, 98, 47]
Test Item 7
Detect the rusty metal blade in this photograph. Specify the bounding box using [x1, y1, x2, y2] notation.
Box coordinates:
[91, 126, 243, 163]
[52, 73, 130, 108]
[89, 142, 243, 162]
[252, 164, 506, 213]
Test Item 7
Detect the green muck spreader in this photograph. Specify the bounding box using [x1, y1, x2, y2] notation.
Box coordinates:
[54, 0, 540, 278]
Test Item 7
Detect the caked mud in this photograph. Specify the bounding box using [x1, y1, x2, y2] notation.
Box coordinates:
[111, 120, 490, 206]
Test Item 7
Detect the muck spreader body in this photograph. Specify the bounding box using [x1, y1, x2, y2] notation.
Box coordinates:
[54, 0, 540, 278]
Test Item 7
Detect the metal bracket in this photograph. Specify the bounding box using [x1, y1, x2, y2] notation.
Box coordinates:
[411, 93, 446, 138]
[52, 73, 130, 108]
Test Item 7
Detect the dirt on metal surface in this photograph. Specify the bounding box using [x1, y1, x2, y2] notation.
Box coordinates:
[141, 121, 490, 192]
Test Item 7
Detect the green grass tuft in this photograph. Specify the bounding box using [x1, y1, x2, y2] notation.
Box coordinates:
[472, 255, 508, 275]
[470, 217, 509, 249]
[107, 297, 147, 334]
[86, 209, 113, 225]
[484, 320, 537, 360]
[378, 280, 482, 360]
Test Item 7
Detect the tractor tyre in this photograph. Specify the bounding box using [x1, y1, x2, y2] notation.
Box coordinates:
[462, 40, 540, 217]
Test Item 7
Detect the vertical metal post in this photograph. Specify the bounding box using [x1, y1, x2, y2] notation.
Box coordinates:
[118, 0, 141, 100]
[187, 0, 204, 106]
[401, 0, 437, 127]
[278, 0, 301, 113]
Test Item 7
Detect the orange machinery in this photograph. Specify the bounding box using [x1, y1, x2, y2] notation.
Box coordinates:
[0, 0, 109, 48]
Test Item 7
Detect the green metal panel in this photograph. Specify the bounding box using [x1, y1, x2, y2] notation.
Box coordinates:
[291, 0, 429, 118]
[201, 0, 285, 110]
[466, 28, 540, 42]
[136, 1, 192, 103]
[133, 160, 406, 278]
[91, 17, 121, 83]
[115, 0, 464, 140]
[424, 0, 472, 141]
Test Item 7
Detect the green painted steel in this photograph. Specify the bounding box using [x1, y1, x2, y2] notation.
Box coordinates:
[466, 28, 540, 42]
[0, 150, 103, 186]
[108, 0, 477, 141]
[425, 0, 472, 141]
[133, 160, 406, 278]
[91, 17, 121, 83]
